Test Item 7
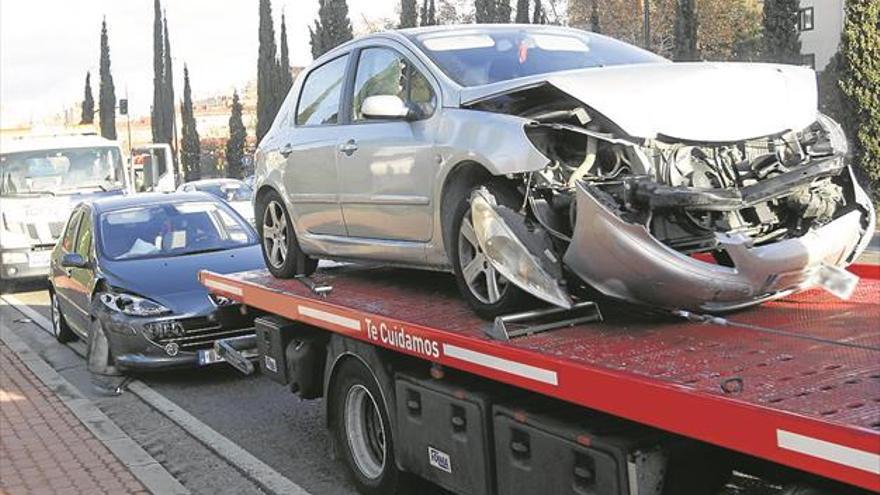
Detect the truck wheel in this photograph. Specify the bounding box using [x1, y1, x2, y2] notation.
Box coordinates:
[257, 190, 317, 278]
[50, 290, 77, 343]
[448, 181, 528, 320]
[332, 359, 400, 495]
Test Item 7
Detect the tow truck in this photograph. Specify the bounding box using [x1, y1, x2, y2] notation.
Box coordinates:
[201, 262, 879, 495]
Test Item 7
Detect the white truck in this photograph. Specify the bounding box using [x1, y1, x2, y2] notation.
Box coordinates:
[0, 134, 128, 284]
[130, 143, 177, 193]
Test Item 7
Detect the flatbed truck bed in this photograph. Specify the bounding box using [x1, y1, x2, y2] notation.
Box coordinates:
[201, 263, 880, 493]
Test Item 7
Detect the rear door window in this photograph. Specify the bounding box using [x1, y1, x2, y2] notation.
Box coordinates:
[295, 55, 350, 126]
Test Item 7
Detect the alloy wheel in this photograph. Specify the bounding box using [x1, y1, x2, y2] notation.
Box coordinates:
[458, 215, 508, 304]
[262, 200, 289, 269]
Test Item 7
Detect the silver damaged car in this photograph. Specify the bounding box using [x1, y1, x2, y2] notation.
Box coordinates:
[254, 25, 875, 319]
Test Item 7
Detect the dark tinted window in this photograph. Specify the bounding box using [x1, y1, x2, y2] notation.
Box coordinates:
[61, 211, 81, 252]
[413, 29, 668, 87]
[296, 55, 349, 126]
[351, 48, 436, 121]
[75, 211, 92, 258]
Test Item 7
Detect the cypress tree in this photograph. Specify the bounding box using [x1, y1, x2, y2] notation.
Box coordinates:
[162, 14, 177, 157]
[180, 65, 201, 182]
[421, 0, 436, 26]
[98, 18, 116, 140]
[151, 0, 166, 144]
[515, 0, 529, 23]
[80, 72, 94, 125]
[475, 0, 509, 23]
[839, 0, 880, 186]
[401, 0, 418, 28]
[673, 0, 698, 61]
[257, 0, 278, 142]
[532, 0, 544, 24]
[590, 0, 600, 33]
[762, 0, 801, 64]
[278, 13, 293, 100]
[226, 91, 247, 180]
[310, 0, 353, 59]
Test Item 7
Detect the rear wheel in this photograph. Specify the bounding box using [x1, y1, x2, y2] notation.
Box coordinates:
[50, 290, 77, 343]
[448, 181, 528, 319]
[257, 190, 317, 278]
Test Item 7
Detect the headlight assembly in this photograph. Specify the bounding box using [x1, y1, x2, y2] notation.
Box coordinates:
[815, 113, 849, 157]
[99, 291, 171, 317]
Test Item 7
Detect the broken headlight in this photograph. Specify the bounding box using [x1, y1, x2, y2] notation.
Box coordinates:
[815, 113, 849, 157]
[99, 291, 171, 317]
[470, 188, 571, 309]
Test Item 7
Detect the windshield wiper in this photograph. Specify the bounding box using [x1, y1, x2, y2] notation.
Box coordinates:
[177, 247, 228, 256]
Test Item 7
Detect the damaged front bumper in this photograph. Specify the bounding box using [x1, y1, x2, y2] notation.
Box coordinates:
[563, 181, 869, 312]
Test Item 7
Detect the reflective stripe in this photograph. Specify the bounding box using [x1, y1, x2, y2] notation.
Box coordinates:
[203, 279, 243, 296]
[442, 344, 558, 386]
[298, 305, 361, 331]
[777, 429, 880, 474]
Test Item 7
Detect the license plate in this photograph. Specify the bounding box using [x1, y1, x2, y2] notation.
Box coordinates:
[198, 349, 225, 365]
[28, 250, 51, 268]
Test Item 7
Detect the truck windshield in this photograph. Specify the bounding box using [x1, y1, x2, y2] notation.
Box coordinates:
[99, 201, 256, 261]
[413, 28, 668, 87]
[0, 146, 126, 196]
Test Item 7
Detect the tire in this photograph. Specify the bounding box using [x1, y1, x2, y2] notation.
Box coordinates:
[447, 181, 529, 320]
[331, 359, 401, 495]
[86, 318, 119, 376]
[256, 190, 318, 278]
[50, 289, 77, 343]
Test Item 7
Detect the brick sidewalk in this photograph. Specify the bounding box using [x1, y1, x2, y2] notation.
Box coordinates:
[0, 342, 148, 494]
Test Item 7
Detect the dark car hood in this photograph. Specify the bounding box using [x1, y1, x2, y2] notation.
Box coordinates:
[101, 244, 264, 315]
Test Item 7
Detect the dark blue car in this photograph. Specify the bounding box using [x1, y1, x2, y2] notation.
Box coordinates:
[48, 192, 265, 372]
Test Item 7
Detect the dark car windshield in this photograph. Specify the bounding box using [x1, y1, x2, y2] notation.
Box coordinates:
[192, 181, 254, 202]
[1, 146, 126, 196]
[99, 201, 256, 261]
[413, 28, 668, 87]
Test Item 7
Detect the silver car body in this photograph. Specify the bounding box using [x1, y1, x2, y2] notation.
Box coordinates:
[255, 25, 874, 312]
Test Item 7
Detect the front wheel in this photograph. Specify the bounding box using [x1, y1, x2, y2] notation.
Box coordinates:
[257, 190, 317, 278]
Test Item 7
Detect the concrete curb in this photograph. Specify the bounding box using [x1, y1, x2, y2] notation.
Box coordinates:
[0, 323, 190, 495]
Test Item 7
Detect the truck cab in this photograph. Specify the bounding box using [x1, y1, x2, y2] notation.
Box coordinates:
[0, 134, 128, 284]
[131, 143, 176, 193]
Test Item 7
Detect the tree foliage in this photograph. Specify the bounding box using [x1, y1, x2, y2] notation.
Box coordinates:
[515, 0, 530, 23]
[279, 14, 293, 98]
[80, 72, 94, 125]
[180, 66, 201, 182]
[310, 0, 353, 59]
[839, 0, 880, 187]
[673, 0, 697, 61]
[226, 91, 247, 180]
[475, 0, 510, 23]
[762, 0, 800, 64]
[98, 18, 116, 140]
[151, 1, 176, 158]
[401, 0, 418, 27]
[421, 0, 437, 26]
[532, 0, 545, 24]
[257, 0, 278, 143]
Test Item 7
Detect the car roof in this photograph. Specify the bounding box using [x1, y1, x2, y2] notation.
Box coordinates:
[87, 192, 221, 214]
[0, 134, 120, 154]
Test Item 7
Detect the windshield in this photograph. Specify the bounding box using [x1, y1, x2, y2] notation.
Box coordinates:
[0, 146, 126, 196]
[413, 29, 668, 87]
[99, 201, 256, 261]
[193, 182, 254, 202]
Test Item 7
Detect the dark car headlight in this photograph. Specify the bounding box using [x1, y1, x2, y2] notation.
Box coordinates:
[99, 291, 171, 317]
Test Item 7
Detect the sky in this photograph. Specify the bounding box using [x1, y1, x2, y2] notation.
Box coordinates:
[0, 0, 398, 128]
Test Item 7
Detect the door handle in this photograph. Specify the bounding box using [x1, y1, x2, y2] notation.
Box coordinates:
[338, 139, 358, 156]
[279, 144, 293, 158]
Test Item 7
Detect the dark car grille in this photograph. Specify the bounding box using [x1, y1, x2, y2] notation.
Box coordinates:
[155, 311, 255, 352]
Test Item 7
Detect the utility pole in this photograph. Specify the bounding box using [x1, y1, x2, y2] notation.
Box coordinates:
[124, 86, 133, 192]
[643, 0, 651, 50]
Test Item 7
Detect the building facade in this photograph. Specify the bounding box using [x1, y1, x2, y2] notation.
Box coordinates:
[798, 0, 845, 71]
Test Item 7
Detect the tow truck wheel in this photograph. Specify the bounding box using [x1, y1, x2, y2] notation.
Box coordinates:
[332, 359, 401, 495]
[257, 190, 317, 278]
[50, 290, 77, 343]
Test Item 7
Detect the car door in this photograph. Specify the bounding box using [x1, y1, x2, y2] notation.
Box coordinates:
[52, 209, 83, 330]
[65, 207, 96, 333]
[277, 54, 350, 236]
[337, 45, 440, 241]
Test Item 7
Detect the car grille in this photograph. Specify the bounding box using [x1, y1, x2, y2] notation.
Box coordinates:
[155, 314, 255, 352]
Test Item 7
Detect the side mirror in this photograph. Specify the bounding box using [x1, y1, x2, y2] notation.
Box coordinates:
[61, 253, 88, 269]
[361, 95, 413, 120]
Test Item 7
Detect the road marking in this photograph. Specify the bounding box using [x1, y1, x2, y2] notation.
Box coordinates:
[203, 278, 244, 296]
[298, 304, 361, 331]
[442, 343, 558, 386]
[777, 429, 880, 475]
[2, 293, 312, 495]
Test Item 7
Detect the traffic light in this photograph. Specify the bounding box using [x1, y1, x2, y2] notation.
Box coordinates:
[119, 99, 128, 115]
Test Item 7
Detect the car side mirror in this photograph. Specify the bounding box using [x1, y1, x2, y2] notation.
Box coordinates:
[361, 95, 413, 121]
[61, 253, 88, 269]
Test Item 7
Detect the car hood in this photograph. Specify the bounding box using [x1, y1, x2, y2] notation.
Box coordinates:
[460, 62, 818, 142]
[101, 244, 264, 314]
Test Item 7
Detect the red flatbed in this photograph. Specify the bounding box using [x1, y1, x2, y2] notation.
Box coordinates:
[201, 264, 880, 491]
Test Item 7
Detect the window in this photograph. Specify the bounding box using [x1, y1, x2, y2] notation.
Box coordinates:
[74, 212, 92, 259]
[799, 7, 814, 31]
[61, 211, 82, 252]
[351, 48, 436, 121]
[802, 53, 816, 69]
[295, 55, 349, 126]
